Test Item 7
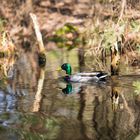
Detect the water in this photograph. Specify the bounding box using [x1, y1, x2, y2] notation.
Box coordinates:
[0, 49, 140, 140]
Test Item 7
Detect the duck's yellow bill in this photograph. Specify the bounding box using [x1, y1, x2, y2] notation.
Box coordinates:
[56, 67, 61, 71]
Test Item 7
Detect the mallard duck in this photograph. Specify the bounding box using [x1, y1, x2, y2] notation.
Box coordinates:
[61, 63, 108, 83]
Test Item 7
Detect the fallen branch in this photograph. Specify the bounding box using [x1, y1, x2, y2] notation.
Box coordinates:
[30, 13, 45, 52]
[30, 13, 46, 112]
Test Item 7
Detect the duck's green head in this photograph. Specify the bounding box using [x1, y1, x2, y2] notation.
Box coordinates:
[61, 63, 72, 75]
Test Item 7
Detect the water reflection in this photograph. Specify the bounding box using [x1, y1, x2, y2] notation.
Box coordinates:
[62, 83, 73, 95]
[0, 49, 139, 139]
[61, 83, 84, 95]
[0, 89, 17, 127]
[111, 87, 120, 111]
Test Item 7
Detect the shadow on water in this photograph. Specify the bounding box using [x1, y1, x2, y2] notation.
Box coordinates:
[0, 49, 139, 140]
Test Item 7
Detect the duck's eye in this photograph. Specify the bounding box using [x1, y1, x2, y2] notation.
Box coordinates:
[63, 64, 68, 69]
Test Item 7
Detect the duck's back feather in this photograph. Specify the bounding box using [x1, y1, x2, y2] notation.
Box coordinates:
[70, 72, 108, 82]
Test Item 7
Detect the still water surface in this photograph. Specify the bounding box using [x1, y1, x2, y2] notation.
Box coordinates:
[0, 49, 140, 140]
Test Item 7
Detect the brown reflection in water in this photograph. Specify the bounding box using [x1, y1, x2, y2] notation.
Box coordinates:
[77, 86, 91, 140]
[63, 74, 139, 140]
[92, 87, 114, 140]
[111, 86, 120, 111]
[7, 52, 44, 112]
[90, 76, 139, 140]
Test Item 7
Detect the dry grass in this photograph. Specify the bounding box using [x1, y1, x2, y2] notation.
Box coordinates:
[0, 31, 16, 79]
[82, 1, 140, 66]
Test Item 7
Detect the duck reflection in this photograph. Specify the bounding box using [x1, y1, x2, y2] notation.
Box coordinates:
[62, 83, 83, 95]
[62, 83, 73, 95]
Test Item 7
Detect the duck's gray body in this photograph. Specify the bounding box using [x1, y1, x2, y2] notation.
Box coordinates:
[69, 72, 108, 83]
